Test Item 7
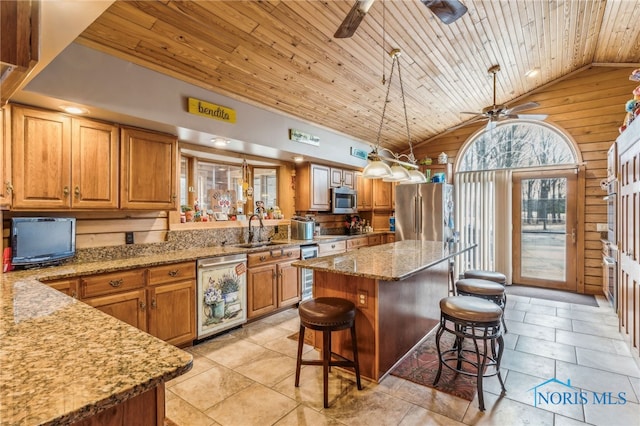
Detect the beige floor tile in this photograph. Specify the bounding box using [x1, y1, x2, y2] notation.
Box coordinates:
[235, 322, 294, 346]
[198, 337, 270, 369]
[502, 332, 519, 350]
[554, 414, 593, 426]
[167, 352, 219, 387]
[325, 386, 415, 426]
[569, 318, 623, 339]
[376, 374, 470, 422]
[500, 348, 556, 379]
[556, 308, 620, 326]
[555, 361, 639, 403]
[575, 347, 640, 378]
[462, 391, 554, 426]
[263, 333, 314, 358]
[529, 298, 575, 309]
[503, 309, 526, 322]
[170, 364, 254, 411]
[515, 335, 577, 363]
[555, 329, 630, 355]
[273, 404, 345, 426]
[583, 398, 640, 426]
[233, 349, 298, 387]
[523, 312, 573, 331]
[204, 382, 298, 426]
[512, 303, 557, 316]
[398, 404, 467, 425]
[165, 395, 218, 426]
[503, 320, 556, 342]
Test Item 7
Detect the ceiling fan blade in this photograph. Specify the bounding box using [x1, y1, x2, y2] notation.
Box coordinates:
[448, 115, 487, 131]
[421, 0, 468, 24]
[517, 113, 548, 121]
[460, 111, 483, 115]
[334, 0, 375, 38]
[503, 101, 540, 115]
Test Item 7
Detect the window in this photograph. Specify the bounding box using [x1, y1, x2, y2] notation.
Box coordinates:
[253, 168, 278, 209]
[457, 121, 577, 172]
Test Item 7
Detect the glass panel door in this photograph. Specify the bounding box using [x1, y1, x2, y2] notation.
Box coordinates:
[513, 171, 577, 291]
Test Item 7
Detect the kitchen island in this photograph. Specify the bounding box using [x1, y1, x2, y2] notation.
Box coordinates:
[293, 240, 474, 382]
[0, 274, 193, 425]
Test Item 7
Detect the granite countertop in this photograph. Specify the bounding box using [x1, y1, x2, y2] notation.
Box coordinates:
[0, 232, 392, 425]
[293, 240, 475, 281]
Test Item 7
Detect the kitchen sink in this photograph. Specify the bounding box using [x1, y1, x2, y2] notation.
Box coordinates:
[235, 241, 284, 249]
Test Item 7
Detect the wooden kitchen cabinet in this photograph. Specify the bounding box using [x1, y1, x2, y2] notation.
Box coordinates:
[120, 126, 178, 210]
[372, 179, 393, 210]
[246, 247, 300, 319]
[0, 105, 11, 209]
[11, 105, 119, 209]
[147, 262, 196, 347]
[367, 234, 382, 246]
[347, 236, 369, 251]
[84, 289, 148, 331]
[330, 167, 355, 189]
[43, 277, 80, 298]
[355, 172, 373, 210]
[318, 240, 346, 256]
[295, 163, 330, 211]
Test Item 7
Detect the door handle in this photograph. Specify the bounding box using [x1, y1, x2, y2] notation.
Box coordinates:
[571, 227, 576, 244]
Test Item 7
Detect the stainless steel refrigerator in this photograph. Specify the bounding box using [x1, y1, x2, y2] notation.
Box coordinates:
[395, 183, 454, 241]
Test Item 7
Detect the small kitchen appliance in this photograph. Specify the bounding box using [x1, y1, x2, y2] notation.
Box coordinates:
[291, 217, 315, 240]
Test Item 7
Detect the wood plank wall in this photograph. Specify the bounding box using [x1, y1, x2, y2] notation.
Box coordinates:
[412, 66, 638, 295]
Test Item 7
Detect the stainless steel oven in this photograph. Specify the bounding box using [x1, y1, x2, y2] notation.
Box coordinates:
[300, 244, 318, 301]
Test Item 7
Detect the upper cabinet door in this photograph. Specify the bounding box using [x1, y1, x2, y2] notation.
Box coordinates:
[120, 126, 177, 210]
[0, 106, 11, 209]
[71, 118, 119, 209]
[330, 167, 355, 189]
[12, 106, 72, 209]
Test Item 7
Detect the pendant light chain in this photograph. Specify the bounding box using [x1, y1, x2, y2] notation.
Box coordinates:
[374, 51, 397, 150]
[396, 53, 415, 162]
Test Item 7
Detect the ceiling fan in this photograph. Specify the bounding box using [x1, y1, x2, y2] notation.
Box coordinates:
[451, 64, 548, 131]
[334, 0, 468, 38]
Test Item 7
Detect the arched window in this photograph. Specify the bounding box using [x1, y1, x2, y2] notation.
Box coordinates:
[457, 121, 578, 172]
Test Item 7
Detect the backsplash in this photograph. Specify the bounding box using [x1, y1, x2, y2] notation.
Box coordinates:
[73, 225, 289, 263]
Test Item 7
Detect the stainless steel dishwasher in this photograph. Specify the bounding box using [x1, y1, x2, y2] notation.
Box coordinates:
[196, 253, 247, 340]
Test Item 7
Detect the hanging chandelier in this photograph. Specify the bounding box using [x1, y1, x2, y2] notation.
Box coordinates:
[362, 49, 426, 183]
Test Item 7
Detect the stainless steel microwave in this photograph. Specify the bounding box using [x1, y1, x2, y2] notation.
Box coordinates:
[331, 187, 358, 214]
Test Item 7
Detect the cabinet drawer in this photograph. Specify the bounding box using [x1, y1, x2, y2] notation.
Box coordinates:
[318, 240, 346, 256]
[247, 247, 300, 267]
[368, 235, 382, 246]
[81, 269, 146, 298]
[347, 237, 368, 250]
[148, 261, 196, 285]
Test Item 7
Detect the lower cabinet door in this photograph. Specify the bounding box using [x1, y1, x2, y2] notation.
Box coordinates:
[278, 261, 300, 307]
[247, 264, 277, 319]
[84, 289, 147, 331]
[148, 280, 195, 347]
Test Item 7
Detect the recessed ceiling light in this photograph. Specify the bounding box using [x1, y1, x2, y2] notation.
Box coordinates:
[212, 137, 230, 147]
[61, 105, 89, 114]
[293, 156, 304, 163]
[525, 68, 540, 78]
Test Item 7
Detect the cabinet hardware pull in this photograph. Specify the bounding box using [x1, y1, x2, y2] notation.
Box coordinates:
[270, 249, 284, 258]
[71, 290, 77, 298]
[140, 301, 146, 310]
[5, 182, 13, 194]
[152, 298, 157, 308]
[331, 244, 335, 248]
[74, 186, 81, 198]
[260, 255, 267, 261]
[272, 271, 277, 279]
[168, 270, 178, 277]
[286, 251, 292, 257]
[571, 227, 577, 244]
[109, 279, 123, 287]
[63, 186, 70, 197]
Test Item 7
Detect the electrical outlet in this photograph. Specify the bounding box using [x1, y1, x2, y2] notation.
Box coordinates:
[596, 223, 608, 232]
[125, 232, 134, 244]
[357, 290, 368, 308]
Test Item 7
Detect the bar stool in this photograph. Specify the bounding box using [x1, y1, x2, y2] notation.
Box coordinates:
[456, 278, 508, 332]
[295, 297, 363, 408]
[434, 296, 506, 411]
[464, 270, 507, 286]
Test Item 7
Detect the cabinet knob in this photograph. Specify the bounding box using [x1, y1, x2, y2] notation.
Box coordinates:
[168, 270, 178, 277]
[74, 186, 81, 199]
[63, 186, 70, 197]
[5, 181, 13, 195]
[260, 255, 267, 262]
[71, 290, 78, 299]
[139, 301, 146, 310]
[151, 298, 157, 308]
[109, 279, 123, 288]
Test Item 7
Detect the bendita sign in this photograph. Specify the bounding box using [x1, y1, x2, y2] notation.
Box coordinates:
[188, 97, 236, 124]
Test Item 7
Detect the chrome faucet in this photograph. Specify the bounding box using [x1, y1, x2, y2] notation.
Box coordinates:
[248, 214, 264, 243]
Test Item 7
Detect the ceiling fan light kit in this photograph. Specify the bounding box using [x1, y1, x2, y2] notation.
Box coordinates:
[451, 64, 549, 132]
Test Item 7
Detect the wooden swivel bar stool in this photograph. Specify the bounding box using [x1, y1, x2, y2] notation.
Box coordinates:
[295, 297, 363, 408]
[434, 296, 506, 411]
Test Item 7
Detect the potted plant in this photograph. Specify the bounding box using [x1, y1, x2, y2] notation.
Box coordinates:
[181, 205, 194, 222]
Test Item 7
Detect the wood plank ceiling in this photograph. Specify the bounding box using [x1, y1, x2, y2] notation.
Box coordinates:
[76, 0, 640, 154]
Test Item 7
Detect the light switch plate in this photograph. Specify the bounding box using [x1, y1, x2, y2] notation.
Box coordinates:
[596, 223, 608, 232]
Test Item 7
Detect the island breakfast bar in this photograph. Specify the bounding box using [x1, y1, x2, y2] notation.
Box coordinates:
[293, 240, 475, 382]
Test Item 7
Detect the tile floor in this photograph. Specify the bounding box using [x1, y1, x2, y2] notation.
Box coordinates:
[165, 294, 640, 426]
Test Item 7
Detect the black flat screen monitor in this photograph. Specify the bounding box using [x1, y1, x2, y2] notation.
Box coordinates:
[11, 217, 76, 268]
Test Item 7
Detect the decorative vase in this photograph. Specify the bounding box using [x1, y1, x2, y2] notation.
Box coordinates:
[212, 301, 225, 319]
[223, 291, 239, 303]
